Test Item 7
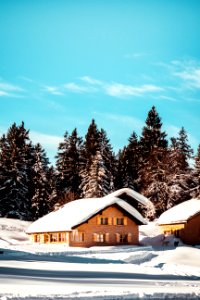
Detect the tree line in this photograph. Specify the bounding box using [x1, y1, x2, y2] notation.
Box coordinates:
[0, 106, 200, 221]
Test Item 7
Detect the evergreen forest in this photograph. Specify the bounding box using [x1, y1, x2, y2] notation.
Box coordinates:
[0, 106, 200, 221]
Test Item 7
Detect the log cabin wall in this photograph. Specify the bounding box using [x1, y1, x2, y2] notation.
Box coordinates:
[69, 205, 139, 247]
[180, 213, 200, 245]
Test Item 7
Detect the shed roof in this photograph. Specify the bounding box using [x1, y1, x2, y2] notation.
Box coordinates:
[158, 198, 200, 225]
[27, 188, 148, 234]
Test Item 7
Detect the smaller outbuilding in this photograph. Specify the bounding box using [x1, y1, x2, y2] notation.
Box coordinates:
[158, 199, 200, 245]
[27, 188, 149, 247]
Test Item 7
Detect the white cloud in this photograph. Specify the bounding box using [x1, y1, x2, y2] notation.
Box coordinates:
[0, 82, 23, 92]
[0, 81, 24, 97]
[157, 95, 177, 102]
[95, 112, 144, 130]
[64, 82, 94, 93]
[166, 59, 200, 90]
[0, 126, 62, 165]
[64, 76, 163, 99]
[175, 68, 200, 89]
[105, 83, 163, 98]
[43, 86, 64, 96]
[0, 90, 9, 97]
[30, 131, 63, 164]
[30, 131, 62, 150]
[80, 76, 103, 85]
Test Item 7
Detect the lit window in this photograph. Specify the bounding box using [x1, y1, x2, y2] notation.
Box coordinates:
[58, 233, 66, 242]
[50, 233, 58, 242]
[35, 234, 40, 243]
[93, 233, 107, 242]
[98, 233, 105, 242]
[71, 231, 84, 242]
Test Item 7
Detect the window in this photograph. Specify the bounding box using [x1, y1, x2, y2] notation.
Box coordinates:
[71, 231, 84, 242]
[93, 233, 109, 243]
[34, 234, 40, 243]
[100, 217, 108, 225]
[116, 233, 129, 243]
[98, 233, 105, 242]
[58, 233, 66, 242]
[119, 234, 128, 243]
[50, 233, 58, 242]
[116, 218, 124, 225]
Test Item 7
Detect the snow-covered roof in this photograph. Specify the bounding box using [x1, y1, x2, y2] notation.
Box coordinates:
[27, 189, 148, 234]
[158, 199, 200, 225]
[105, 188, 149, 206]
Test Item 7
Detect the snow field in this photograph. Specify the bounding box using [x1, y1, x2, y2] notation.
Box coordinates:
[1, 218, 200, 299]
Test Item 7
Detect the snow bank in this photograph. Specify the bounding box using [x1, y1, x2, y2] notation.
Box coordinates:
[0, 218, 31, 246]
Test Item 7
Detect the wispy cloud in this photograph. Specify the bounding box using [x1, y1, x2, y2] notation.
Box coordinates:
[43, 86, 64, 96]
[124, 52, 149, 59]
[156, 95, 177, 102]
[80, 76, 103, 85]
[0, 81, 24, 97]
[30, 131, 62, 150]
[105, 83, 163, 98]
[163, 59, 200, 90]
[1, 75, 169, 101]
[63, 78, 163, 99]
[174, 67, 200, 89]
[19, 76, 37, 83]
[95, 112, 144, 130]
[0, 91, 9, 97]
[29, 131, 63, 164]
[64, 82, 95, 93]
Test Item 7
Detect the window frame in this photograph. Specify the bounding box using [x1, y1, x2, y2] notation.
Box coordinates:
[100, 217, 109, 225]
[116, 218, 124, 225]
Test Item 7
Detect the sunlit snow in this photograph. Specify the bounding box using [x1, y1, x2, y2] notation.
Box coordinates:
[0, 218, 200, 299]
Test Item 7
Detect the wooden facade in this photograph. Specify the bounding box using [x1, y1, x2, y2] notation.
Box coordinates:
[29, 204, 140, 247]
[159, 213, 200, 245]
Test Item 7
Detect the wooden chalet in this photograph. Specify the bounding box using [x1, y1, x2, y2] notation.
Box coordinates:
[158, 198, 200, 245]
[26, 188, 149, 247]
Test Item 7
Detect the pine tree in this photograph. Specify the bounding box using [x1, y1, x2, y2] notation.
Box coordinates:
[56, 129, 83, 202]
[176, 127, 193, 172]
[99, 129, 115, 193]
[31, 143, 51, 220]
[140, 106, 168, 155]
[46, 166, 58, 210]
[84, 119, 100, 163]
[139, 106, 168, 217]
[115, 132, 140, 191]
[124, 131, 140, 190]
[81, 150, 108, 198]
[0, 122, 33, 220]
[191, 145, 200, 198]
[114, 149, 127, 190]
[163, 130, 195, 209]
[80, 121, 113, 198]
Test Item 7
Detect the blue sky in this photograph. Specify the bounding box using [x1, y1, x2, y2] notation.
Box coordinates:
[0, 0, 200, 164]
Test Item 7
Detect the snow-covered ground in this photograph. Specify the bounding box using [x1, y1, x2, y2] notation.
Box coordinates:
[0, 218, 200, 299]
